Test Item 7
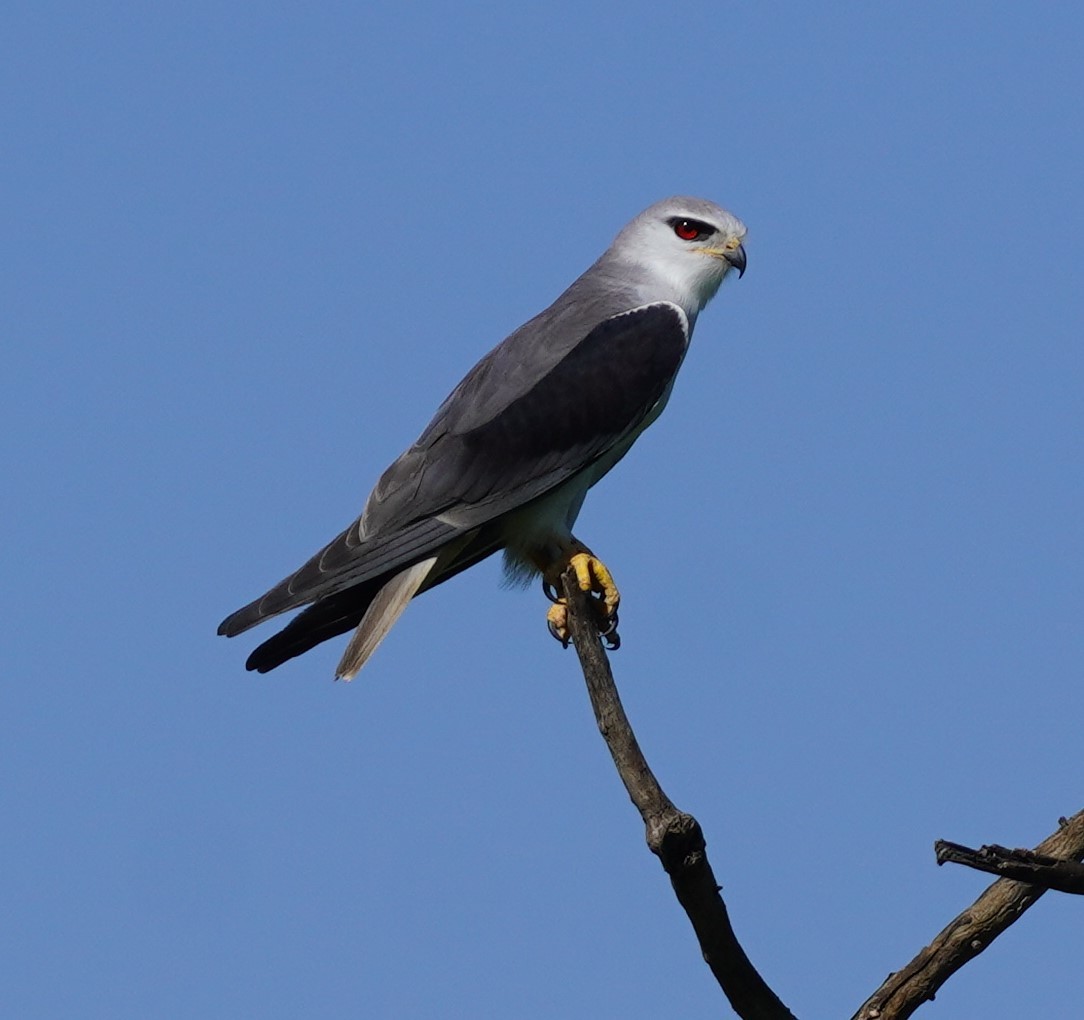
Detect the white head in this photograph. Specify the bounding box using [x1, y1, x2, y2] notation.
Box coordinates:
[607, 196, 747, 317]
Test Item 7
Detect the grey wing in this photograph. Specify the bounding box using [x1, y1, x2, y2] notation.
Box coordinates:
[218, 301, 690, 637]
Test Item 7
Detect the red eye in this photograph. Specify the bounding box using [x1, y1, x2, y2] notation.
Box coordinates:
[673, 220, 700, 240]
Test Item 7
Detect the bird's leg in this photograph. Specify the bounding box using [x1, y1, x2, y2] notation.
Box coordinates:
[542, 544, 621, 650]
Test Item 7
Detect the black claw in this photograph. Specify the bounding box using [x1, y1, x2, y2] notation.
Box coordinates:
[542, 579, 561, 604]
[547, 618, 570, 648]
[594, 607, 620, 650]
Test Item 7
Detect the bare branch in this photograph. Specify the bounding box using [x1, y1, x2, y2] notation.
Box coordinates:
[559, 571, 1083, 1018]
[561, 572, 797, 1020]
[853, 810, 1084, 1020]
[935, 838, 1084, 894]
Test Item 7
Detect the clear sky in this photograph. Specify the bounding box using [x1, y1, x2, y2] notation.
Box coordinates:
[3, 3, 1082, 1018]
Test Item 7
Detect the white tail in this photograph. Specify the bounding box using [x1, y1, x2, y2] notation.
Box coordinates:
[335, 557, 438, 680]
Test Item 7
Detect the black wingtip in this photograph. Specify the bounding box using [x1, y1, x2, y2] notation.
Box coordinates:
[242, 630, 317, 674]
[244, 651, 273, 673]
[235, 579, 388, 675]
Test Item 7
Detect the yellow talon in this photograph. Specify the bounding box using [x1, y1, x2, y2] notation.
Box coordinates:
[569, 551, 620, 616]
[543, 550, 621, 649]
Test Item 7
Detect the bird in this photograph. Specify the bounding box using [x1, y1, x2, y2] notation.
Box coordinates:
[218, 196, 747, 679]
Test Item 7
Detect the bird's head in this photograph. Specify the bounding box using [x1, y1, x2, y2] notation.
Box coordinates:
[610, 196, 747, 315]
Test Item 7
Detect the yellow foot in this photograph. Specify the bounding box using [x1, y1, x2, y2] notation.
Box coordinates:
[543, 552, 621, 650]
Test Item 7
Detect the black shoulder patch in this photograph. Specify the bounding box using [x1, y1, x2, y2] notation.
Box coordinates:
[449, 302, 689, 501]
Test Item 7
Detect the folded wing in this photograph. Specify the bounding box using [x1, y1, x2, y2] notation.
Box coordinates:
[218, 301, 691, 665]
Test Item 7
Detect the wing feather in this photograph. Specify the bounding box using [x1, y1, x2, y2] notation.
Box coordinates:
[373, 301, 691, 526]
[218, 301, 690, 645]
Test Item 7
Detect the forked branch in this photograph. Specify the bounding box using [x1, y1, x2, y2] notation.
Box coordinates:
[560, 567, 1083, 1020]
[853, 811, 1084, 1019]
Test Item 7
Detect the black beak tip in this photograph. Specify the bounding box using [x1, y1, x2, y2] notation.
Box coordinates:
[727, 244, 747, 278]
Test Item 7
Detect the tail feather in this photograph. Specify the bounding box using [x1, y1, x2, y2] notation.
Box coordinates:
[225, 527, 503, 677]
[335, 557, 438, 680]
[243, 579, 385, 673]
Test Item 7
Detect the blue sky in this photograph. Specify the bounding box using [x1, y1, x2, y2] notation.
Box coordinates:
[3, 3, 1082, 1017]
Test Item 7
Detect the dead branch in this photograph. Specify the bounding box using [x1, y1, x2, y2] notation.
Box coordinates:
[561, 572, 796, 1020]
[559, 568, 1083, 1020]
[852, 811, 1084, 1020]
[934, 838, 1084, 894]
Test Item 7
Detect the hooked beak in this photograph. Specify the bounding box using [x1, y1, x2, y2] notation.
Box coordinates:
[724, 243, 747, 278]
